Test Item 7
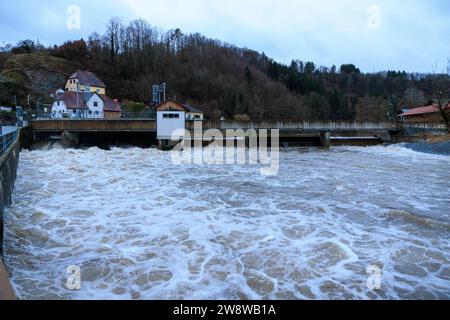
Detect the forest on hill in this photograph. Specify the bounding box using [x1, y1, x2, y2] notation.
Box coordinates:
[0, 17, 449, 121]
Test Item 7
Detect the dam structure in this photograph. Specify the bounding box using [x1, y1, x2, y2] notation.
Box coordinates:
[29, 119, 446, 148]
[0, 119, 449, 300]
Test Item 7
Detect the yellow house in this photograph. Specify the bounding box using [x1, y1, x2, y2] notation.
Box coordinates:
[65, 70, 106, 95]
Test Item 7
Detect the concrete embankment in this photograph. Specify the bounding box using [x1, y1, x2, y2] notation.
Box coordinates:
[0, 130, 21, 254]
[0, 128, 22, 300]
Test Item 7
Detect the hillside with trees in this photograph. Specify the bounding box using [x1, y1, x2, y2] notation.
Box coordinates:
[0, 18, 449, 121]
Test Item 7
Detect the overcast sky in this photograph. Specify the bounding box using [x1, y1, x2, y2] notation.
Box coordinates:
[0, 0, 449, 73]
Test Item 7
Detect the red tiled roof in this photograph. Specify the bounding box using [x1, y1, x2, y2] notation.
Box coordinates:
[55, 91, 88, 109]
[101, 95, 122, 112]
[69, 70, 106, 88]
[55, 91, 121, 112]
[397, 105, 442, 117]
[154, 99, 203, 113]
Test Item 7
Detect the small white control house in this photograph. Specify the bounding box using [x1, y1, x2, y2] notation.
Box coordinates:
[154, 100, 203, 140]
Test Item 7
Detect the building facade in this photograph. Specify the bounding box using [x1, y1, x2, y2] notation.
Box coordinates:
[397, 104, 447, 123]
[52, 70, 121, 119]
[65, 71, 106, 95]
[51, 92, 105, 119]
[154, 100, 204, 140]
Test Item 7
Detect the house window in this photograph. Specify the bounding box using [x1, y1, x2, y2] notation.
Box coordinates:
[57, 101, 60, 106]
[89, 110, 92, 115]
[95, 111, 99, 115]
[94, 101, 98, 107]
[163, 113, 180, 119]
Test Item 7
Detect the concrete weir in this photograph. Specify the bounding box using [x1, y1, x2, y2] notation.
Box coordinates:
[31, 119, 447, 148]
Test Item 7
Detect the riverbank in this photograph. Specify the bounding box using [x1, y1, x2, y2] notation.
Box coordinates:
[0, 258, 15, 300]
[404, 141, 450, 156]
[426, 133, 450, 143]
[403, 134, 450, 156]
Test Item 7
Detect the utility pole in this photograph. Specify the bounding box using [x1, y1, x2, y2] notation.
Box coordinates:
[36, 98, 40, 119]
[163, 83, 166, 102]
[85, 86, 90, 119]
[76, 83, 79, 118]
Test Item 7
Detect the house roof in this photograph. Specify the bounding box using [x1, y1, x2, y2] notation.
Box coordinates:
[55, 91, 92, 109]
[397, 105, 445, 117]
[397, 108, 410, 115]
[183, 103, 203, 113]
[55, 91, 121, 112]
[68, 70, 106, 88]
[102, 95, 122, 112]
[154, 99, 203, 113]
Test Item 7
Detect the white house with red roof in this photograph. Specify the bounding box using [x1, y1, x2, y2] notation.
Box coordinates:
[52, 91, 105, 119]
[52, 70, 121, 119]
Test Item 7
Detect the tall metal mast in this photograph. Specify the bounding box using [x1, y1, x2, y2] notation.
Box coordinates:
[152, 83, 166, 105]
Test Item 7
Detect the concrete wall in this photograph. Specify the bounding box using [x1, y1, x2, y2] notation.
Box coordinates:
[31, 119, 446, 134]
[31, 119, 157, 132]
[191, 121, 446, 131]
[0, 130, 20, 256]
[157, 111, 185, 139]
[193, 121, 401, 131]
[0, 256, 15, 299]
[0, 130, 20, 300]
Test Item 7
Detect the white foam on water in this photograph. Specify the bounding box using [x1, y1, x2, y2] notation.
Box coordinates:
[3, 145, 450, 300]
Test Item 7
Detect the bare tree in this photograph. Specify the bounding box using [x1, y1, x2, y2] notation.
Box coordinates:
[433, 60, 450, 133]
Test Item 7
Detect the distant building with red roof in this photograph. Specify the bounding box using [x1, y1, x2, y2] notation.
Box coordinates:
[397, 103, 449, 123]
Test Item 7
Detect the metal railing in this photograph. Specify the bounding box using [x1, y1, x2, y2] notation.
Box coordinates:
[33, 112, 156, 120]
[0, 130, 18, 156]
[191, 120, 402, 131]
[120, 112, 156, 119]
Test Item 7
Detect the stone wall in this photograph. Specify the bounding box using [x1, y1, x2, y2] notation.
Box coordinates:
[0, 131, 20, 256]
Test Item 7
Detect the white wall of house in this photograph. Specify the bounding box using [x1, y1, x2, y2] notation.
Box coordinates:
[157, 111, 186, 139]
[85, 94, 104, 118]
[51, 100, 68, 118]
[51, 94, 105, 119]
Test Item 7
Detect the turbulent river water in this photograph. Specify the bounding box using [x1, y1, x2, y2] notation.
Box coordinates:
[4, 144, 450, 299]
